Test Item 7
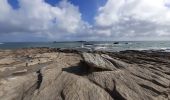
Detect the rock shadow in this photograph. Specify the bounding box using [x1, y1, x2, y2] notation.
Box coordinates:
[62, 61, 90, 76]
[62, 61, 111, 76]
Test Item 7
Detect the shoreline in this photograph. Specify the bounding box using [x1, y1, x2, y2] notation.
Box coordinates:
[0, 46, 170, 53]
[1, 41, 170, 52]
[0, 48, 170, 100]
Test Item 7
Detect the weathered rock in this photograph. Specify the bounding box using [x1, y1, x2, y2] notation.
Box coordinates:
[0, 48, 170, 100]
[0, 73, 37, 100]
[82, 53, 117, 71]
[0, 57, 16, 65]
[101, 54, 131, 69]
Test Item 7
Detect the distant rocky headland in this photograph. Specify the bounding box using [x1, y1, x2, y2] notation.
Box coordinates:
[0, 48, 170, 100]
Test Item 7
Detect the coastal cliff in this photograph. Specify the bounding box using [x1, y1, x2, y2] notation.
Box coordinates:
[0, 48, 170, 100]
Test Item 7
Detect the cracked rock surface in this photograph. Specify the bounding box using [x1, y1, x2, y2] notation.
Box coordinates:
[0, 48, 170, 100]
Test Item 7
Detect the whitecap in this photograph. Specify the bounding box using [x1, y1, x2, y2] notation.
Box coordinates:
[94, 43, 112, 46]
[94, 46, 107, 50]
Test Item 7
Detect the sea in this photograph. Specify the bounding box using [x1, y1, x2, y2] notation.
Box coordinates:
[0, 41, 170, 52]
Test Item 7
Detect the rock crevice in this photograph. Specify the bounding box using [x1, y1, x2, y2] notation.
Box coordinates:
[36, 70, 43, 89]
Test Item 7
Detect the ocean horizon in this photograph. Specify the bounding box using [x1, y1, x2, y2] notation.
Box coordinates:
[1, 41, 170, 52]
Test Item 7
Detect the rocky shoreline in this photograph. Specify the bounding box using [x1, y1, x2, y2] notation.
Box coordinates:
[0, 48, 170, 100]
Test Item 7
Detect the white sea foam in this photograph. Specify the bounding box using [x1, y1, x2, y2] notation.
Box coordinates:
[94, 46, 107, 50]
[94, 43, 113, 46]
[164, 49, 170, 52]
[133, 47, 170, 52]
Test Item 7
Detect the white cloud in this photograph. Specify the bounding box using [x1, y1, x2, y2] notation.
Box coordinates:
[0, 0, 89, 40]
[95, 0, 170, 40]
[1, 0, 170, 41]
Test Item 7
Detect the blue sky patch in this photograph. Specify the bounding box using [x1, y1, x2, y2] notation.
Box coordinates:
[7, 0, 20, 9]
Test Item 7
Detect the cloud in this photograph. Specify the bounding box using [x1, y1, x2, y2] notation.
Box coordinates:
[95, 0, 170, 40]
[0, 0, 90, 41]
[1, 0, 170, 41]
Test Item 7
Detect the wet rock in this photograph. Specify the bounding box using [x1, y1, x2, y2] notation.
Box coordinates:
[113, 42, 119, 44]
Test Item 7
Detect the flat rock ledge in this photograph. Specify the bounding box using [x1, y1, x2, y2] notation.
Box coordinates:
[0, 48, 170, 100]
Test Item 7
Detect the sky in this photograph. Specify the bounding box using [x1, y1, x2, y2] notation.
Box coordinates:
[0, 0, 170, 42]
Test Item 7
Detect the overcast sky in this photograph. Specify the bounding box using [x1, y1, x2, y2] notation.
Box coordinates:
[0, 0, 170, 42]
